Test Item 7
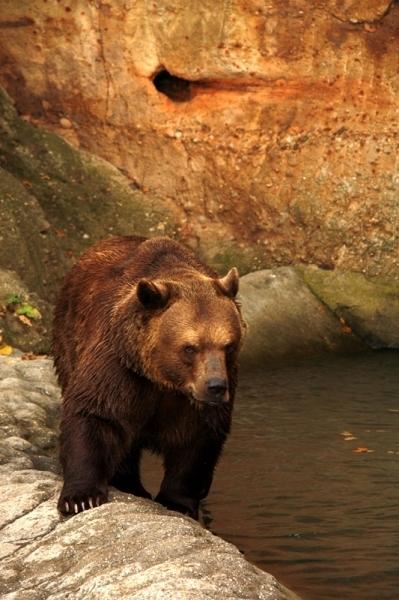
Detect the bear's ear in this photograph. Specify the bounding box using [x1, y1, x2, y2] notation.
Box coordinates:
[136, 279, 170, 309]
[217, 267, 239, 298]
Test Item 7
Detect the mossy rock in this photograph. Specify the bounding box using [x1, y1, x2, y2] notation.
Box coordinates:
[0, 269, 52, 354]
[0, 87, 176, 304]
[0, 166, 64, 300]
[239, 267, 366, 367]
[198, 238, 268, 276]
[299, 266, 399, 348]
[0, 86, 178, 351]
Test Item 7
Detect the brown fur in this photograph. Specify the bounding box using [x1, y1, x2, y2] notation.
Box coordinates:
[53, 236, 245, 518]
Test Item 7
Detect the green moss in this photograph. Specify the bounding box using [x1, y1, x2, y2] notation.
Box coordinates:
[5, 293, 23, 306]
[0, 89, 175, 247]
[199, 242, 268, 276]
[0, 87, 176, 305]
[297, 265, 399, 348]
[298, 266, 399, 312]
[0, 86, 177, 350]
[15, 303, 41, 320]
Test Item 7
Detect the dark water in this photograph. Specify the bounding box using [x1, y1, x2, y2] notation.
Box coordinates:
[142, 352, 399, 600]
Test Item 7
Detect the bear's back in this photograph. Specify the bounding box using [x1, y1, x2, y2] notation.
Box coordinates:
[53, 236, 146, 388]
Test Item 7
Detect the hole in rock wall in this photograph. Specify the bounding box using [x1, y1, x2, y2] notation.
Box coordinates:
[152, 69, 192, 102]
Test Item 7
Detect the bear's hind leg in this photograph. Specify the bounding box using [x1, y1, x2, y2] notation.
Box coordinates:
[155, 438, 224, 520]
[58, 414, 127, 516]
[110, 446, 151, 499]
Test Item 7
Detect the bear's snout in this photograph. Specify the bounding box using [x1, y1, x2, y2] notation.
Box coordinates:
[191, 351, 230, 405]
[188, 380, 229, 406]
[206, 377, 228, 401]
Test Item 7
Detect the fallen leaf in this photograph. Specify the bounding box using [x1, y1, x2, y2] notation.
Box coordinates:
[17, 314, 33, 327]
[21, 352, 38, 360]
[0, 344, 13, 356]
[21, 352, 47, 360]
[341, 324, 352, 335]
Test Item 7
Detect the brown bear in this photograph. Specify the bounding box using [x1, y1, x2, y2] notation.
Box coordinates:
[53, 235, 246, 519]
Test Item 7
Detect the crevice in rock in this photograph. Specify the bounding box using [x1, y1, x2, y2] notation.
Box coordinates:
[97, 6, 114, 119]
[0, 493, 51, 533]
[0, 17, 34, 28]
[1, 507, 61, 560]
[152, 69, 193, 102]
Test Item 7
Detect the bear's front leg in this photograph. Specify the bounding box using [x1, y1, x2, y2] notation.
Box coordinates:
[58, 414, 124, 516]
[110, 446, 151, 499]
[155, 438, 225, 520]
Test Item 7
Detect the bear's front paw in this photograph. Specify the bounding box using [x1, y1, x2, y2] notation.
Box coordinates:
[58, 483, 108, 516]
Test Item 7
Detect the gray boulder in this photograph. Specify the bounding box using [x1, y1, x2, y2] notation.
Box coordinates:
[0, 355, 300, 600]
[300, 266, 399, 350]
[238, 267, 366, 366]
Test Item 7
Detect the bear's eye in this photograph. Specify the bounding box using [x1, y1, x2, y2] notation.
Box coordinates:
[225, 343, 236, 355]
[183, 344, 198, 356]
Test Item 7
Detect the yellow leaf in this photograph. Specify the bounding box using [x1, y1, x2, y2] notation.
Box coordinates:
[0, 344, 13, 356]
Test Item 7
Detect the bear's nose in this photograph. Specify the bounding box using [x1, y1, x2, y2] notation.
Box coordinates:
[206, 378, 227, 398]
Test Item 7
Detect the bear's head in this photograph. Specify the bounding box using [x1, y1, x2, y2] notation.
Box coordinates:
[121, 268, 246, 405]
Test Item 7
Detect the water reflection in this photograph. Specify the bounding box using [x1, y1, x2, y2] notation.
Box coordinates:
[142, 352, 399, 600]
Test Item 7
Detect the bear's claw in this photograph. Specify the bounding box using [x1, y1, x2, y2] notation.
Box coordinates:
[58, 486, 108, 516]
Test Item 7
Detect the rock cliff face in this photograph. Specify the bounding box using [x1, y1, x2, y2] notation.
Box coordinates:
[0, 0, 398, 277]
[0, 87, 175, 352]
[1, 83, 398, 356]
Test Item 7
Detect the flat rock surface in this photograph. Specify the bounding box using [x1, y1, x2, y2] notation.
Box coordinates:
[0, 356, 300, 599]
